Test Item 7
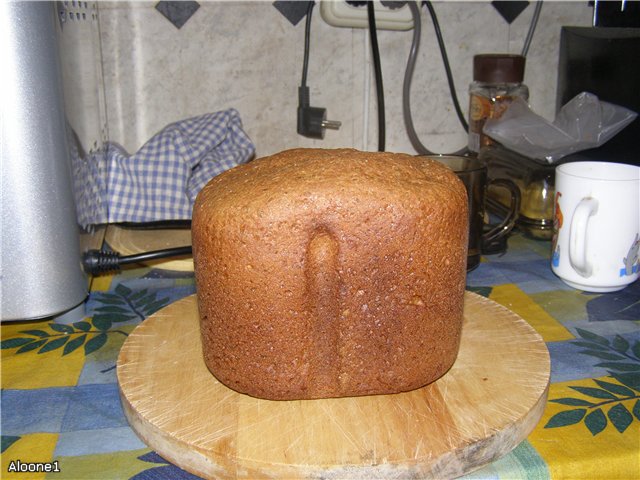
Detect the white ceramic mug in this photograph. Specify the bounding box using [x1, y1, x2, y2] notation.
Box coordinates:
[551, 161, 640, 293]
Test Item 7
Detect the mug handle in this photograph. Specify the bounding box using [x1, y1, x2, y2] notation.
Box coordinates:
[569, 197, 598, 278]
[482, 178, 521, 252]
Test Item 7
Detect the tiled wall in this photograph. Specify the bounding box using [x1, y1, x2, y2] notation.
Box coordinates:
[98, 1, 593, 158]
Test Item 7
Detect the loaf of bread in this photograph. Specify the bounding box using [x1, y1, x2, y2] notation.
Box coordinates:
[192, 148, 468, 400]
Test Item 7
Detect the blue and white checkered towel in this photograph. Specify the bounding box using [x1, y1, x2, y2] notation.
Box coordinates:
[73, 109, 254, 226]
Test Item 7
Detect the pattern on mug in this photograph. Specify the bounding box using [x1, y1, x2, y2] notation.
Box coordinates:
[551, 192, 563, 268]
[620, 233, 639, 277]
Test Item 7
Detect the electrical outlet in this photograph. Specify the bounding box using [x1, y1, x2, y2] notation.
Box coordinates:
[320, 1, 414, 31]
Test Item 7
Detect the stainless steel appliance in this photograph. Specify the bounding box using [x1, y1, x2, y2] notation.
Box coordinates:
[1, 2, 106, 321]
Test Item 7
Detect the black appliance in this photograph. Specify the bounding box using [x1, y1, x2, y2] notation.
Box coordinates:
[557, 26, 640, 165]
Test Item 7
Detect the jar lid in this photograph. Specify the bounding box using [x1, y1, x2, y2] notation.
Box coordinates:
[473, 54, 525, 83]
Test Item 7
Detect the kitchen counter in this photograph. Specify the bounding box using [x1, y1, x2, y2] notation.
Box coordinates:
[1, 228, 639, 479]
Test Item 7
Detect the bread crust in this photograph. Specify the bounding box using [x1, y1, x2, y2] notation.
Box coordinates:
[192, 148, 468, 400]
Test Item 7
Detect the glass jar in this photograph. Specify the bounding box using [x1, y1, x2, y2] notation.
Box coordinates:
[468, 54, 529, 154]
[479, 145, 570, 240]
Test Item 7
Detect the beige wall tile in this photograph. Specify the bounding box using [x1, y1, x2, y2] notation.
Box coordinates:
[98, 1, 592, 158]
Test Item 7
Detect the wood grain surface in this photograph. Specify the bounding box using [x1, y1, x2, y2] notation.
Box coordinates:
[105, 225, 193, 271]
[117, 292, 550, 479]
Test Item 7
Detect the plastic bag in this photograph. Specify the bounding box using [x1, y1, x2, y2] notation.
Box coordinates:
[483, 92, 638, 163]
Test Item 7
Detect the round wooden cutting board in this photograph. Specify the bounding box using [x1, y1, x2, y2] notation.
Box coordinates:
[105, 225, 193, 271]
[117, 292, 550, 479]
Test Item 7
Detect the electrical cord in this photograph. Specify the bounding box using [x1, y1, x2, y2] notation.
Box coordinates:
[83, 246, 193, 275]
[403, 1, 468, 156]
[423, 1, 468, 133]
[301, 1, 313, 89]
[521, 1, 543, 57]
[297, 0, 314, 132]
[367, 2, 386, 152]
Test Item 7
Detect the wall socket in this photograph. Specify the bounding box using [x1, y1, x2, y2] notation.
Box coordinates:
[320, 1, 414, 31]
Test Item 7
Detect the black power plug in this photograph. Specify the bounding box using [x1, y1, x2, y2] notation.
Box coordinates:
[296, 2, 340, 140]
[297, 86, 341, 139]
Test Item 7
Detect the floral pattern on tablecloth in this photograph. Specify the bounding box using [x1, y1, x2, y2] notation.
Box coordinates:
[1, 232, 638, 479]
